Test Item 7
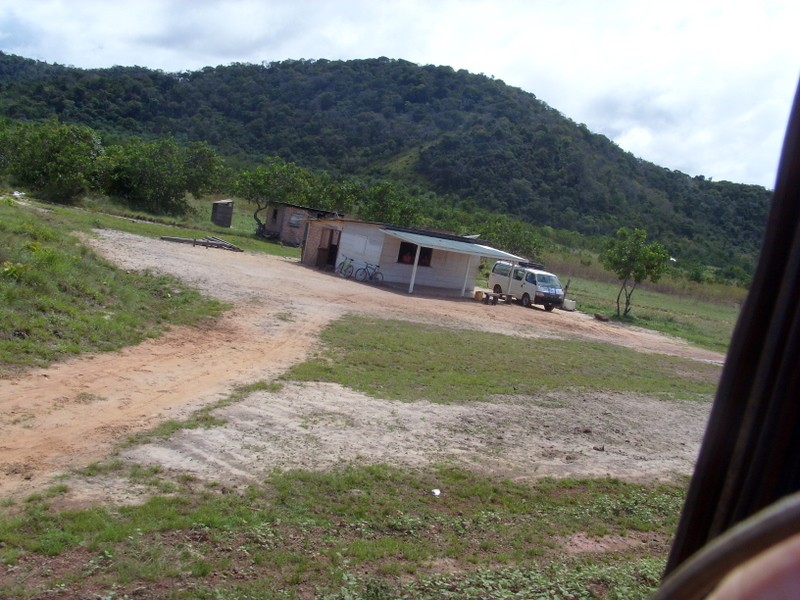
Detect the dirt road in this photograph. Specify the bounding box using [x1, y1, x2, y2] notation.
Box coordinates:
[0, 230, 724, 504]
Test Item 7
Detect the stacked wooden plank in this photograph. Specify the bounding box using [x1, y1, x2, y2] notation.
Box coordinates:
[160, 235, 243, 252]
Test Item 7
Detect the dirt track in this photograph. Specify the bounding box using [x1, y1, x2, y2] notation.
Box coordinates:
[0, 230, 725, 504]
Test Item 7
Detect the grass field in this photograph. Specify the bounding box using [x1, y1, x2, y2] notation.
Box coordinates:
[0, 195, 302, 375]
[1, 308, 719, 597]
[0, 199, 229, 375]
[286, 316, 720, 403]
[1, 465, 684, 598]
[541, 253, 744, 353]
[52, 194, 302, 257]
[560, 276, 739, 353]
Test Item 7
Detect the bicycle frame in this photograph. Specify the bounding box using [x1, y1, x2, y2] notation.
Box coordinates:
[355, 262, 383, 283]
[336, 255, 354, 278]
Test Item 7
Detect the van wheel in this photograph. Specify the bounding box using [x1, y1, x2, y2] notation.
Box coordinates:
[521, 294, 532, 308]
[545, 304, 555, 312]
[493, 285, 503, 294]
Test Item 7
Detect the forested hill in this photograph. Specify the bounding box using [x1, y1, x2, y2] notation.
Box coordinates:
[0, 52, 771, 271]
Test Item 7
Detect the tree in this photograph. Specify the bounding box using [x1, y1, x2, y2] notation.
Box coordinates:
[357, 181, 422, 227]
[183, 141, 226, 198]
[479, 214, 543, 261]
[315, 173, 363, 215]
[5, 119, 103, 202]
[235, 157, 316, 236]
[100, 137, 189, 214]
[0, 118, 12, 176]
[600, 227, 670, 317]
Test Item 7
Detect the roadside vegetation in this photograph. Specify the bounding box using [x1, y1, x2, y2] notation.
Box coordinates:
[1, 464, 682, 599]
[568, 278, 738, 353]
[540, 246, 745, 353]
[49, 194, 301, 257]
[0, 198, 228, 376]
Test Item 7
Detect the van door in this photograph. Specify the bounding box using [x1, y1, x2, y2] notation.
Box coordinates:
[509, 267, 527, 299]
[522, 271, 538, 305]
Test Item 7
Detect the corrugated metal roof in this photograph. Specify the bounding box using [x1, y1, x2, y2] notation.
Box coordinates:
[382, 229, 525, 262]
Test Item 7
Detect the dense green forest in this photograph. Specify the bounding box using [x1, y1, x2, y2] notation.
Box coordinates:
[0, 52, 771, 279]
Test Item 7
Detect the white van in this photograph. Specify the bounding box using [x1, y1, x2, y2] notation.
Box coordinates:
[488, 261, 565, 311]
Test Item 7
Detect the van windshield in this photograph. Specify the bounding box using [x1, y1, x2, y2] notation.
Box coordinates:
[537, 274, 561, 287]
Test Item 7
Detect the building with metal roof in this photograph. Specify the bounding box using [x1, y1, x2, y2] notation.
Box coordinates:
[302, 218, 525, 296]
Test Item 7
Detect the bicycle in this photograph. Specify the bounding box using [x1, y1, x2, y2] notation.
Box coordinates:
[355, 262, 384, 284]
[335, 255, 355, 278]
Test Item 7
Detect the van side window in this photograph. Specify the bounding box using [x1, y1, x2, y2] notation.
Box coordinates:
[513, 268, 524, 281]
[492, 263, 510, 276]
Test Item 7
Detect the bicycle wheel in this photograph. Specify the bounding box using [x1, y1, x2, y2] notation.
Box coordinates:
[370, 271, 384, 284]
[355, 267, 368, 282]
[343, 264, 354, 278]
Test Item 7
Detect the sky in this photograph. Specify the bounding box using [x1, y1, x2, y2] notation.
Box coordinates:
[1, 0, 798, 189]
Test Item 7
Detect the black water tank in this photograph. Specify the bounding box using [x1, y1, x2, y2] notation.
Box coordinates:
[211, 199, 233, 227]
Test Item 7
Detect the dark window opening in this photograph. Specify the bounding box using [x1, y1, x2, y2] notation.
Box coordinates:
[397, 241, 432, 266]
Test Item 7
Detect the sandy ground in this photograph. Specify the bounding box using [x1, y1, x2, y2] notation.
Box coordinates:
[0, 230, 724, 505]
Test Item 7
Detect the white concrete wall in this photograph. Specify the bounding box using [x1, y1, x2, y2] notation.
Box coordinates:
[379, 235, 479, 294]
[332, 223, 481, 296]
[337, 222, 385, 271]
